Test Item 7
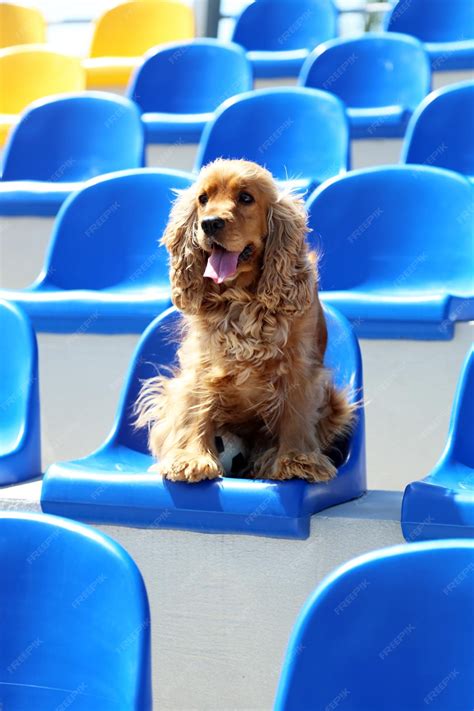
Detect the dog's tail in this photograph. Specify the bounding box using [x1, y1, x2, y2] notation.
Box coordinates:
[316, 381, 358, 451]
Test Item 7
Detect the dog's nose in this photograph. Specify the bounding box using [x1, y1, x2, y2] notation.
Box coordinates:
[201, 216, 225, 236]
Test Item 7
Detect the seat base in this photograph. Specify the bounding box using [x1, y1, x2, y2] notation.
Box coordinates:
[82, 57, 139, 88]
[0, 181, 81, 216]
[247, 49, 309, 78]
[0, 288, 171, 333]
[41, 442, 366, 539]
[348, 106, 412, 139]
[402, 470, 474, 541]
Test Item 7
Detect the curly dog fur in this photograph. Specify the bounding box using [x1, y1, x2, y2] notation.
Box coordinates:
[135, 159, 355, 483]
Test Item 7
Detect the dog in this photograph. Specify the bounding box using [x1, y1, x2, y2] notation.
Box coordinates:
[135, 159, 355, 483]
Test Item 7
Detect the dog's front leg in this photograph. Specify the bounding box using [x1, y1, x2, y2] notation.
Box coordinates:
[254, 380, 337, 483]
[150, 387, 223, 483]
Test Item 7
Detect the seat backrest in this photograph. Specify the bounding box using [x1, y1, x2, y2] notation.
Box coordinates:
[232, 0, 336, 51]
[196, 87, 348, 184]
[0, 45, 84, 114]
[402, 81, 474, 178]
[0, 3, 46, 48]
[300, 33, 430, 110]
[128, 39, 252, 114]
[0, 300, 38, 455]
[0, 512, 151, 710]
[386, 0, 474, 42]
[447, 347, 474, 469]
[275, 540, 474, 710]
[110, 302, 361, 453]
[306, 166, 473, 290]
[90, 0, 194, 58]
[1, 92, 144, 181]
[37, 168, 192, 290]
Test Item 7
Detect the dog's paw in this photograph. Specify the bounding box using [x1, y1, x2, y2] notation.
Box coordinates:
[157, 452, 224, 483]
[270, 451, 337, 483]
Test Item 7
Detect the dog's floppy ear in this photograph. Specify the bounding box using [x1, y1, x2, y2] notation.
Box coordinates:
[162, 185, 206, 314]
[257, 192, 315, 313]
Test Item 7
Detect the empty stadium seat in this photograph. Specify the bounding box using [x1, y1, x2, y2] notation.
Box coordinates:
[0, 169, 192, 332]
[0, 512, 152, 709]
[0, 2, 46, 49]
[232, 0, 337, 79]
[84, 0, 194, 88]
[0, 45, 84, 145]
[275, 540, 474, 710]
[0, 300, 40, 484]
[0, 93, 144, 216]
[306, 165, 474, 338]
[128, 38, 253, 144]
[41, 304, 366, 538]
[300, 33, 431, 138]
[386, 0, 474, 71]
[402, 347, 474, 540]
[402, 80, 474, 179]
[196, 87, 349, 192]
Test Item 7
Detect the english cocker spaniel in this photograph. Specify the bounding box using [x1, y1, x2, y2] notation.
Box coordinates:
[135, 159, 354, 483]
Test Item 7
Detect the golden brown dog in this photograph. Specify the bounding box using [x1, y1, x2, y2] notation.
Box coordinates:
[135, 159, 354, 483]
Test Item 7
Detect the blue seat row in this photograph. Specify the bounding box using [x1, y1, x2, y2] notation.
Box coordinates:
[1, 79, 472, 217]
[1, 164, 472, 337]
[230, 0, 474, 76]
[1, 253, 472, 541]
[2, 517, 472, 710]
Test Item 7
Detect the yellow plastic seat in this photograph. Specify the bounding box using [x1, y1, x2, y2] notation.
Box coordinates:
[0, 45, 85, 145]
[84, 0, 195, 88]
[0, 3, 46, 49]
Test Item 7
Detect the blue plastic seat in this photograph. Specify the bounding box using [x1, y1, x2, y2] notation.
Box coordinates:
[196, 87, 349, 193]
[386, 0, 474, 71]
[0, 169, 193, 333]
[306, 165, 474, 339]
[299, 33, 431, 138]
[41, 304, 366, 538]
[0, 512, 152, 710]
[0, 300, 40, 484]
[275, 539, 474, 711]
[402, 81, 474, 180]
[402, 348, 474, 541]
[232, 0, 337, 78]
[0, 92, 144, 216]
[127, 38, 253, 144]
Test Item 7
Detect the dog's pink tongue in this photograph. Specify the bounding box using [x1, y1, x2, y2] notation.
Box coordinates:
[204, 246, 240, 284]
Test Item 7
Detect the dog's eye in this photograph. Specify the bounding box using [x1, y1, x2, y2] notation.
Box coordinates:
[239, 192, 254, 204]
[198, 194, 208, 205]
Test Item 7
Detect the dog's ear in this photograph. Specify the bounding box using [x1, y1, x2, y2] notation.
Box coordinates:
[161, 185, 206, 314]
[257, 192, 315, 313]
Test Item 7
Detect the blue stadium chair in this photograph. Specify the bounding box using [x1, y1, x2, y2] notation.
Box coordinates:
[232, 0, 337, 79]
[306, 165, 474, 339]
[0, 93, 144, 216]
[196, 87, 349, 192]
[127, 38, 253, 144]
[402, 347, 474, 541]
[0, 512, 152, 710]
[299, 33, 431, 138]
[0, 300, 40, 484]
[275, 540, 474, 711]
[0, 169, 193, 333]
[402, 81, 474, 180]
[41, 304, 366, 538]
[386, 0, 474, 71]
